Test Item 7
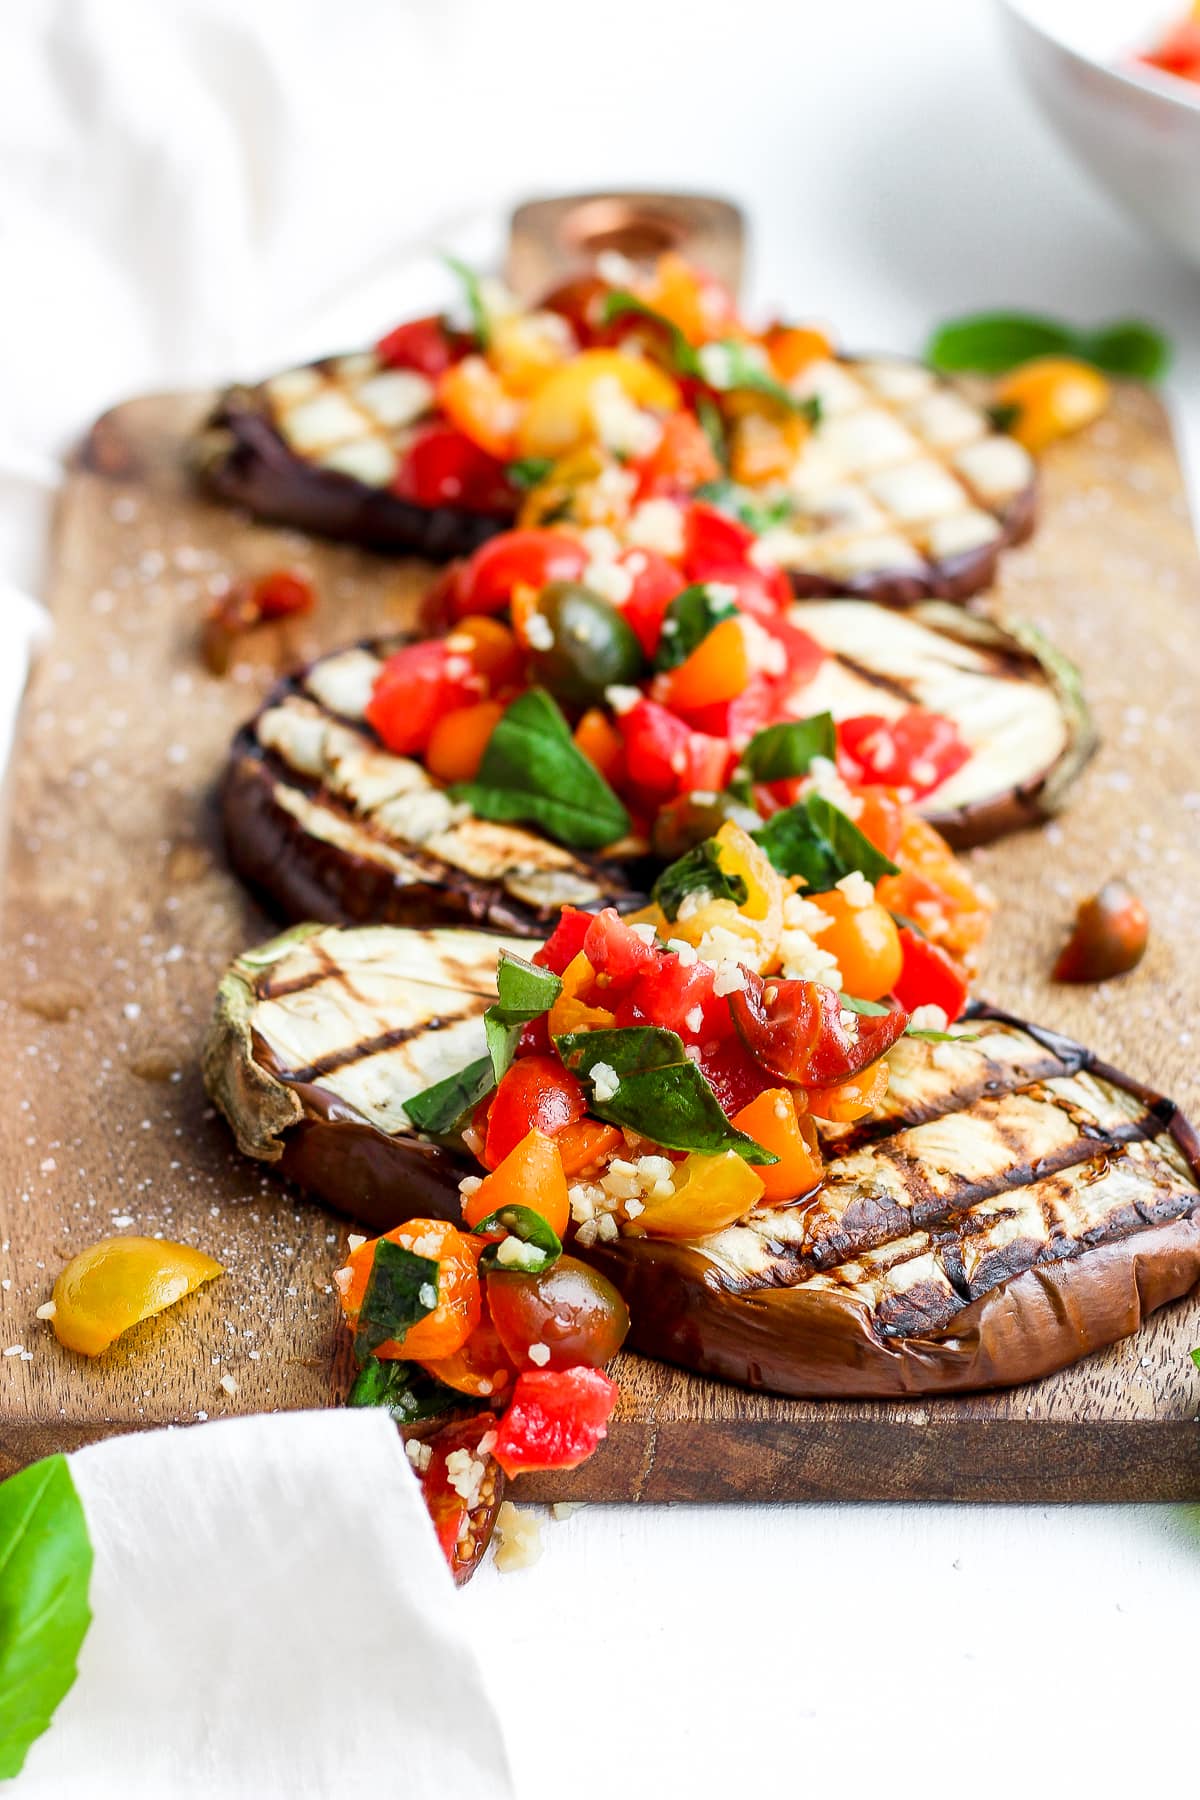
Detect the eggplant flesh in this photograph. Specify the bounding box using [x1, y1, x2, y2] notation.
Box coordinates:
[204, 924, 1200, 1399]
[222, 641, 642, 936]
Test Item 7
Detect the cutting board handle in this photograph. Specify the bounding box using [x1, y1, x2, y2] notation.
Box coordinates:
[506, 191, 745, 302]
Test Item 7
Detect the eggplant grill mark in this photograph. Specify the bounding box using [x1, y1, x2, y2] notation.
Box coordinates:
[284, 1012, 472, 1084]
[831, 651, 919, 706]
[259, 936, 360, 1003]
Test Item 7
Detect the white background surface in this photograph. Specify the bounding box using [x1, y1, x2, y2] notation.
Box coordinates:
[3, 2, 1199, 1796]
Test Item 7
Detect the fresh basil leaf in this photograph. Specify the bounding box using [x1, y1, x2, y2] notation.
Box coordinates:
[473, 1204, 562, 1274]
[652, 838, 748, 922]
[356, 1239, 439, 1363]
[349, 1355, 462, 1423]
[454, 687, 630, 852]
[740, 714, 835, 783]
[697, 339, 819, 417]
[1192, 1347, 1200, 1372]
[906, 1027, 981, 1044]
[694, 479, 797, 535]
[0, 1454, 93, 1779]
[754, 792, 899, 889]
[483, 952, 563, 1082]
[654, 583, 739, 672]
[443, 253, 491, 349]
[403, 1054, 495, 1136]
[839, 992, 891, 1017]
[695, 394, 729, 469]
[925, 310, 1171, 381]
[506, 456, 554, 491]
[556, 1026, 776, 1163]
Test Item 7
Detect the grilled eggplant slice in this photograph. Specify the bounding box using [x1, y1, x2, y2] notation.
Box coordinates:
[205, 926, 1200, 1399]
[194, 359, 508, 558]
[795, 600, 1095, 844]
[222, 641, 641, 934]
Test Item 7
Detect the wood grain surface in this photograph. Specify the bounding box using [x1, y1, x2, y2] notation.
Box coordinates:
[1, 384, 1199, 1499]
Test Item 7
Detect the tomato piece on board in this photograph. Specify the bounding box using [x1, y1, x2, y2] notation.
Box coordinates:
[730, 971, 909, 1088]
[392, 421, 515, 514]
[491, 1365, 619, 1476]
[364, 641, 483, 756]
[455, 528, 588, 617]
[482, 1055, 587, 1170]
[838, 710, 970, 800]
[892, 928, 970, 1021]
[533, 906, 593, 975]
[486, 1256, 630, 1371]
[375, 313, 462, 378]
[253, 568, 316, 619]
[462, 1129, 571, 1240]
[413, 1414, 505, 1586]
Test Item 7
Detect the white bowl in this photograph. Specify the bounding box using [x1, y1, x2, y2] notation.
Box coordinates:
[998, 0, 1200, 270]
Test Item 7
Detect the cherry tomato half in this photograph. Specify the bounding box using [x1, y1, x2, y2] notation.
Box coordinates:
[453, 528, 588, 618]
[487, 1255, 630, 1371]
[483, 1055, 587, 1169]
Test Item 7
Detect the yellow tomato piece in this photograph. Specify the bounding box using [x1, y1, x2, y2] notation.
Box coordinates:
[730, 409, 809, 485]
[547, 952, 616, 1038]
[515, 349, 680, 460]
[52, 1236, 222, 1357]
[808, 890, 903, 1002]
[994, 356, 1110, 453]
[488, 311, 574, 394]
[664, 821, 784, 973]
[625, 1150, 765, 1240]
[516, 445, 631, 530]
[437, 355, 523, 460]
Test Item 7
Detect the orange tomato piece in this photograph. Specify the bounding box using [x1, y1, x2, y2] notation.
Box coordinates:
[624, 1150, 764, 1239]
[335, 1219, 481, 1362]
[636, 410, 720, 493]
[808, 1058, 890, 1123]
[556, 1119, 624, 1178]
[573, 707, 625, 783]
[808, 890, 903, 1002]
[764, 324, 833, 382]
[662, 616, 750, 711]
[437, 355, 523, 460]
[993, 356, 1109, 453]
[461, 1129, 571, 1240]
[643, 252, 739, 345]
[731, 1088, 823, 1205]
[876, 810, 993, 971]
[547, 952, 616, 1038]
[425, 699, 504, 784]
[420, 1303, 517, 1400]
[729, 410, 809, 486]
[52, 1236, 222, 1358]
[448, 615, 524, 689]
[514, 350, 680, 460]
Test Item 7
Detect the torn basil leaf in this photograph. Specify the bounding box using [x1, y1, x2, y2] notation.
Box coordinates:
[925, 310, 1170, 381]
[840, 992, 891, 1017]
[473, 1204, 562, 1274]
[739, 713, 836, 784]
[906, 1027, 980, 1043]
[403, 1054, 495, 1137]
[694, 479, 796, 535]
[484, 951, 563, 1082]
[1191, 1347, 1200, 1372]
[349, 1355, 462, 1423]
[443, 253, 491, 349]
[556, 1026, 776, 1164]
[652, 838, 748, 922]
[355, 1239, 439, 1363]
[453, 687, 630, 852]
[754, 792, 899, 889]
[506, 456, 554, 491]
[654, 583, 739, 672]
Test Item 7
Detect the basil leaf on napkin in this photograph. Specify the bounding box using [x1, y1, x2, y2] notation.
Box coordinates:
[652, 838, 748, 922]
[654, 583, 739, 672]
[484, 951, 562, 1082]
[356, 1240, 439, 1363]
[454, 687, 630, 851]
[349, 1355, 462, 1423]
[925, 311, 1170, 381]
[754, 792, 898, 889]
[472, 1204, 563, 1274]
[403, 1054, 495, 1137]
[0, 1454, 93, 1779]
[556, 1026, 775, 1163]
[739, 713, 836, 784]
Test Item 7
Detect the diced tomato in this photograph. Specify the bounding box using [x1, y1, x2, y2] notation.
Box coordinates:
[633, 411, 721, 498]
[463, 1129, 570, 1239]
[616, 698, 732, 799]
[491, 1365, 619, 1477]
[336, 1219, 481, 1361]
[392, 422, 515, 515]
[555, 1119, 623, 1177]
[676, 670, 778, 743]
[482, 1055, 587, 1169]
[683, 502, 757, 577]
[729, 971, 909, 1088]
[731, 1088, 823, 1204]
[453, 528, 588, 618]
[611, 951, 733, 1045]
[573, 707, 624, 783]
[660, 616, 750, 712]
[375, 314, 461, 378]
[420, 1299, 518, 1401]
[838, 710, 970, 800]
[892, 928, 970, 1022]
[695, 1035, 769, 1118]
[582, 907, 658, 984]
[364, 641, 483, 756]
[538, 274, 612, 345]
[619, 551, 687, 657]
[252, 568, 316, 619]
[425, 700, 504, 784]
[853, 788, 906, 862]
[533, 906, 593, 976]
[756, 611, 827, 686]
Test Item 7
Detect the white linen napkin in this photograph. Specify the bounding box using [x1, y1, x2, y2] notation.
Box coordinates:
[14, 1411, 514, 1799]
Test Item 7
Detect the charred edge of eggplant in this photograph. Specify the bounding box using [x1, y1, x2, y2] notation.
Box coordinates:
[193, 387, 510, 559]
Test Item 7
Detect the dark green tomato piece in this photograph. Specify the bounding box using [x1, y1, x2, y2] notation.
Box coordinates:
[651, 790, 763, 862]
[527, 582, 645, 709]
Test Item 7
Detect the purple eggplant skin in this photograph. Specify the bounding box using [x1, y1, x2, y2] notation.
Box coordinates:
[194, 387, 513, 559]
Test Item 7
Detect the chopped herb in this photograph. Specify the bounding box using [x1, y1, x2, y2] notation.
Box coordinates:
[556, 1026, 776, 1163]
[906, 1027, 981, 1043]
[472, 1204, 562, 1274]
[454, 687, 631, 852]
[653, 583, 739, 672]
[652, 838, 748, 922]
[403, 1053, 495, 1137]
[739, 713, 836, 784]
[442, 253, 491, 349]
[506, 456, 554, 491]
[484, 951, 563, 1082]
[695, 478, 796, 534]
[349, 1355, 462, 1422]
[925, 311, 1171, 381]
[355, 1238, 439, 1363]
[0, 1454, 93, 1778]
[754, 792, 899, 889]
[839, 992, 891, 1017]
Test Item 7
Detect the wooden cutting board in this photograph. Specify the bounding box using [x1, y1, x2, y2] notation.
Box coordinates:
[1, 383, 1199, 1501]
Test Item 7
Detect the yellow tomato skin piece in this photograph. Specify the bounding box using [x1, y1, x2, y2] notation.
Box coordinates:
[52, 1236, 223, 1357]
[993, 357, 1110, 452]
[515, 349, 680, 460]
[625, 1151, 765, 1240]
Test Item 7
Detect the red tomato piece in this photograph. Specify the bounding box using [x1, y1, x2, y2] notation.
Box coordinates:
[252, 568, 316, 619]
[533, 906, 593, 975]
[676, 670, 778, 743]
[729, 971, 909, 1088]
[364, 641, 483, 756]
[414, 1414, 505, 1585]
[633, 411, 721, 498]
[482, 1055, 587, 1170]
[838, 710, 970, 800]
[581, 907, 658, 984]
[375, 314, 461, 378]
[455, 529, 588, 618]
[491, 1365, 619, 1476]
[392, 422, 515, 514]
[615, 699, 733, 800]
[1141, 21, 1200, 79]
[683, 502, 757, 576]
[620, 550, 688, 658]
[611, 950, 733, 1045]
[892, 929, 969, 1022]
